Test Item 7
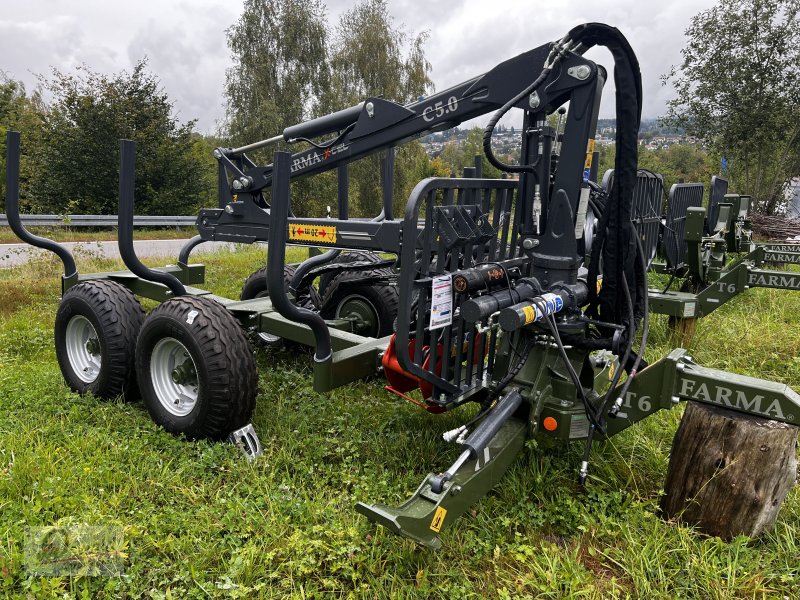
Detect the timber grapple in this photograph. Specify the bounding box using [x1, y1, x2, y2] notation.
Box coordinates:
[5, 22, 800, 548]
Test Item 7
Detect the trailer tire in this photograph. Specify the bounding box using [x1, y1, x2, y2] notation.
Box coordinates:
[317, 251, 389, 298]
[320, 280, 399, 338]
[136, 296, 257, 440]
[240, 264, 320, 347]
[55, 280, 145, 401]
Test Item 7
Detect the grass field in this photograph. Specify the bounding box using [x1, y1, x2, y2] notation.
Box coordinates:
[0, 227, 195, 244]
[1, 245, 799, 598]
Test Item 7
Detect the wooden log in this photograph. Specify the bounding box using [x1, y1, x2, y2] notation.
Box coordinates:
[661, 401, 798, 540]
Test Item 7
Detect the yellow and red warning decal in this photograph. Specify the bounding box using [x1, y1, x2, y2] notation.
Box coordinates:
[288, 224, 337, 243]
[430, 506, 447, 532]
[584, 139, 596, 169]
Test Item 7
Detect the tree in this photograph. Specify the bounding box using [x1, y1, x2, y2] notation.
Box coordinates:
[224, 0, 433, 218]
[34, 61, 206, 215]
[326, 0, 433, 217]
[224, 0, 329, 149]
[0, 77, 46, 211]
[664, 0, 800, 214]
[639, 144, 713, 192]
[325, 0, 430, 109]
[437, 128, 503, 180]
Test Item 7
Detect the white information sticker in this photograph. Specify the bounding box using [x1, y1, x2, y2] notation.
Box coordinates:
[429, 274, 453, 330]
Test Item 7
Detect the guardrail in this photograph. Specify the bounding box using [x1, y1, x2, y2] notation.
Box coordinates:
[0, 214, 197, 227]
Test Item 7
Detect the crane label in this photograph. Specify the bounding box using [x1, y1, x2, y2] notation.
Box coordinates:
[288, 224, 337, 243]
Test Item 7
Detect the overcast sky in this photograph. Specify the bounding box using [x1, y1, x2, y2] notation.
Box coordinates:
[1, 0, 716, 134]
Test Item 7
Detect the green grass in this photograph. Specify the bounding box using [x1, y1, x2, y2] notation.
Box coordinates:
[1, 247, 799, 598]
[0, 227, 196, 244]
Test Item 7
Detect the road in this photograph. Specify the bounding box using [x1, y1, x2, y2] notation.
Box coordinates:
[0, 238, 252, 268]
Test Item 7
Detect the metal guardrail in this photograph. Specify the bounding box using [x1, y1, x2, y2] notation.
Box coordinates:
[0, 214, 197, 227]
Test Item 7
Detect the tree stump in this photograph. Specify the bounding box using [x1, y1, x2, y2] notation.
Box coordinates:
[661, 401, 798, 540]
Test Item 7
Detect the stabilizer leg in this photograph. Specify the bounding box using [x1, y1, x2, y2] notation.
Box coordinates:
[356, 410, 527, 549]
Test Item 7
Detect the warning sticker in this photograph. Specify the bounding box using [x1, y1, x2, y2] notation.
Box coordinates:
[429, 275, 453, 330]
[585, 139, 596, 168]
[583, 139, 596, 182]
[288, 224, 337, 243]
[430, 506, 447, 532]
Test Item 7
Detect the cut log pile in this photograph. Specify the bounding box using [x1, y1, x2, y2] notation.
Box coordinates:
[750, 213, 800, 241]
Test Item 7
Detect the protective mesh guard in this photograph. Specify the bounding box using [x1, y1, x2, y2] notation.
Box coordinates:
[602, 169, 663, 267]
[707, 176, 729, 234]
[395, 177, 521, 402]
[664, 183, 703, 269]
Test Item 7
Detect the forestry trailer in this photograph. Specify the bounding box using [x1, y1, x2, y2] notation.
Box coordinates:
[6, 23, 800, 548]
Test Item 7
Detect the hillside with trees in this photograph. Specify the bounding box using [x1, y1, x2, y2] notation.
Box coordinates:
[1, 0, 796, 217]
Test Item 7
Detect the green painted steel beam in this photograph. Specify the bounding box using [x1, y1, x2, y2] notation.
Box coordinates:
[646, 290, 699, 317]
[70, 264, 206, 300]
[747, 269, 800, 291]
[312, 337, 390, 392]
[355, 418, 527, 549]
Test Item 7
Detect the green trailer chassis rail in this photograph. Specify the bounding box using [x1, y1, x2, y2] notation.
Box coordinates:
[648, 206, 800, 319]
[357, 348, 800, 548]
[64, 267, 389, 393]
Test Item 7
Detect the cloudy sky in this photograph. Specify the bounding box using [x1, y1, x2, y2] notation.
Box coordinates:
[1, 0, 716, 134]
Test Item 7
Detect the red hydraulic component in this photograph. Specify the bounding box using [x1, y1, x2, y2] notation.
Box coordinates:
[382, 335, 445, 413]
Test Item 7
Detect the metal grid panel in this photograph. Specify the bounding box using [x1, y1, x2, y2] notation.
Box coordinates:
[707, 176, 729, 233]
[395, 177, 520, 402]
[602, 170, 663, 267]
[664, 183, 704, 269]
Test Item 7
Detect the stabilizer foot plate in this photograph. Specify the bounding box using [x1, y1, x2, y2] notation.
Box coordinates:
[356, 417, 527, 549]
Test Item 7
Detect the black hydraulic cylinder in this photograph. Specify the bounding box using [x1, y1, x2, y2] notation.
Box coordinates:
[283, 102, 364, 142]
[268, 151, 333, 362]
[498, 282, 589, 332]
[462, 389, 523, 457]
[461, 280, 538, 323]
[452, 258, 527, 295]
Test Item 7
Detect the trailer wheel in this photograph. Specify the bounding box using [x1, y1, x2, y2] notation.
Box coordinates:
[136, 296, 257, 440]
[320, 280, 399, 338]
[240, 264, 320, 346]
[55, 280, 145, 400]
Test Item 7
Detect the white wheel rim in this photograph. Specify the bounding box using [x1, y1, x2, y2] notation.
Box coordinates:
[65, 315, 102, 383]
[150, 337, 199, 417]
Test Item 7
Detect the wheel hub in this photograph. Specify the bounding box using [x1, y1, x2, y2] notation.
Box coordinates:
[337, 296, 379, 337]
[150, 338, 199, 417]
[170, 359, 196, 386]
[65, 315, 102, 384]
[85, 337, 100, 356]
